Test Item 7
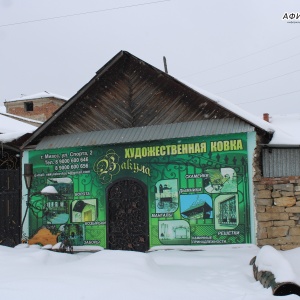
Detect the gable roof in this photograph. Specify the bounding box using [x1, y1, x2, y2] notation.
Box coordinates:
[22, 51, 273, 149]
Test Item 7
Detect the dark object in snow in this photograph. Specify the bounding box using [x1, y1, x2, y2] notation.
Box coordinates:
[57, 232, 73, 254]
[250, 256, 300, 296]
[58, 239, 73, 254]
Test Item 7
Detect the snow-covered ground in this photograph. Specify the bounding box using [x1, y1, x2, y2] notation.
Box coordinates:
[1, 244, 300, 300]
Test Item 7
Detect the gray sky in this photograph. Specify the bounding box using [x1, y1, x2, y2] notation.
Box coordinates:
[1, 0, 299, 117]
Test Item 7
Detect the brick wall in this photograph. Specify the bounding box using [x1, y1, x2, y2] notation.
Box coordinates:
[5, 98, 65, 122]
[255, 177, 300, 250]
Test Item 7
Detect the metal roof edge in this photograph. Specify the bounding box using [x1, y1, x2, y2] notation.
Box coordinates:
[33, 119, 254, 150]
[261, 144, 300, 148]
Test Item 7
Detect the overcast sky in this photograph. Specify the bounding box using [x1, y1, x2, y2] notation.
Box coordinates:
[0, 0, 299, 117]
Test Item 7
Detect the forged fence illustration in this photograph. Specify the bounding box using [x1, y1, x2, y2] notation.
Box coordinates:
[0, 149, 21, 246]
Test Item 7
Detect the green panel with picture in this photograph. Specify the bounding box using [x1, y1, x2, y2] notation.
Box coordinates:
[27, 132, 251, 248]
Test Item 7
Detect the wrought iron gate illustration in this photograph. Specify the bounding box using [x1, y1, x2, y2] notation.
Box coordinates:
[107, 178, 149, 252]
[0, 165, 21, 246]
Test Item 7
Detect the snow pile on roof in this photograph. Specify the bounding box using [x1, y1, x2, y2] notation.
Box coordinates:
[181, 79, 275, 132]
[182, 79, 300, 146]
[7, 91, 68, 102]
[0, 114, 36, 143]
[0, 114, 37, 133]
[267, 114, 300, 146]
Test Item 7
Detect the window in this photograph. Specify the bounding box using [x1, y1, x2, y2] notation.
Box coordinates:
[24, 102, 33, 112]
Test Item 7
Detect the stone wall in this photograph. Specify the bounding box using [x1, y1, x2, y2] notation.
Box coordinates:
[255, 177, 300, 250]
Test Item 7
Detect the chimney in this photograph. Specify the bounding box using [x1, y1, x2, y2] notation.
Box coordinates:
[263, 113, 269, 122]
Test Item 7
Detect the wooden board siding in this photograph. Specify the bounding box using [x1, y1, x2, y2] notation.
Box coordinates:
[25, 52, 241, 146]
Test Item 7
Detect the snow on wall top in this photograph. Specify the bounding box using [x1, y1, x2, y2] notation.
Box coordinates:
[6, 91, 68, 102]
[1, 112, 43, 124]
[267, 114, 300, 145]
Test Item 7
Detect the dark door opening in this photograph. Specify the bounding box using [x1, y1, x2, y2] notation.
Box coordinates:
[107, 178, 149, 252]
[0, 169, 21, 246]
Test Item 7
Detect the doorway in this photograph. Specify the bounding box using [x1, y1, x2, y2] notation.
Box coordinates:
[107, 178, 149, 252]
[0, 169, 21, 246]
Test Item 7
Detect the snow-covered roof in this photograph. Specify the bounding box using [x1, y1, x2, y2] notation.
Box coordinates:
[0, 114, 37, 143]
[1, 112, 43, 125]
[7, 91, 68, 102]
[266, 114, 300, 146]
[10, 85, 298, 147]
[14, 51, 298, 148]
[182, 80, 300, 146]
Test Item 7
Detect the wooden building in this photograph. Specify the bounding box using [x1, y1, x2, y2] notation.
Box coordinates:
[21, 51, 274, 251]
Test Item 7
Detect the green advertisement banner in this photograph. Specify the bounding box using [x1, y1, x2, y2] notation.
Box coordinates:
[27, 133, 251, 248]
